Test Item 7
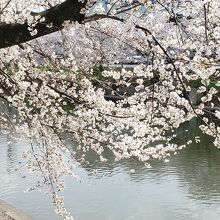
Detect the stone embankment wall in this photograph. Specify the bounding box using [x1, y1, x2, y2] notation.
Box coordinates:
[0, 200, 35, 220]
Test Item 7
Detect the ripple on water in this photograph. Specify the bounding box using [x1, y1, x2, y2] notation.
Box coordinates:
[1, 123, 220, 219]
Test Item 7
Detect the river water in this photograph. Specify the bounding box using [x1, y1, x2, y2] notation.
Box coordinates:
[1, 120, 220, 220]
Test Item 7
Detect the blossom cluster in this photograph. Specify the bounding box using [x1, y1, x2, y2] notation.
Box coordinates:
[1, 0, 220, 219]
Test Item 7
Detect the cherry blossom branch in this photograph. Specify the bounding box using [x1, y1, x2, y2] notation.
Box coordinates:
[204, 3, 209, 44]
[0, 0, 13, 14]
[0, 0, 86, 49]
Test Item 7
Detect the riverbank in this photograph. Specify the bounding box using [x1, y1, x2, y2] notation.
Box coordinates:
[0, 200, 35, 220]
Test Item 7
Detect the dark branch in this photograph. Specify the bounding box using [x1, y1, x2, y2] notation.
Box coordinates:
[0, 0, 86, 49]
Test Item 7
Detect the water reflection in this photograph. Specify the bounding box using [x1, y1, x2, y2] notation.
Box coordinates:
[171, 120, 220, 202]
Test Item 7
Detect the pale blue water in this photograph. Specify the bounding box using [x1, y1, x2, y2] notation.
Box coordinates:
[1, 121, 220, 220]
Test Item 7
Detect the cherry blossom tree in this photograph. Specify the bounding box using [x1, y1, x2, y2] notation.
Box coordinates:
[1, 0, 220, 219]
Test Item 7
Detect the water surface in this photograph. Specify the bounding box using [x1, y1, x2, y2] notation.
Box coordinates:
[1, 121, 220, 220]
